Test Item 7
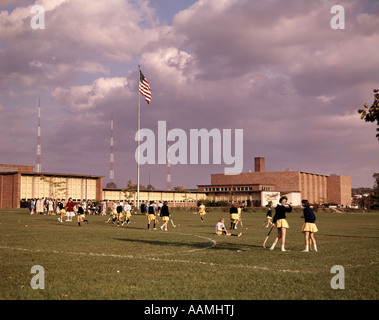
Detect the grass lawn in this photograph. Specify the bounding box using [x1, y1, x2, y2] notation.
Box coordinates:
[0, 207, 378, 300]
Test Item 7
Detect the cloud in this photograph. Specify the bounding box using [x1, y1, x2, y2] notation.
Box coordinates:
[52, 77, 127, 111]
[0, 0, 378, 189]
[0, 0, 176, 93]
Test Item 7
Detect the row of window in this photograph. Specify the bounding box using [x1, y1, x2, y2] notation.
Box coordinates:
[21, 198, 96, 202]
[204, 187, 272, 192]
[103, 199, 198, 203]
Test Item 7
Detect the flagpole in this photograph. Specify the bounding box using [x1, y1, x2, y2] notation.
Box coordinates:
[137, 65, 141, 212]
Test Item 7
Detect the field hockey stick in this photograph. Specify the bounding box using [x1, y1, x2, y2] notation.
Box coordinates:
[263, 225, 275, 248]
[170, 218, 176, 227]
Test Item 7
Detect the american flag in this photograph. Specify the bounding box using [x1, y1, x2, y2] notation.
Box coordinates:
[139, 70, 151, 104]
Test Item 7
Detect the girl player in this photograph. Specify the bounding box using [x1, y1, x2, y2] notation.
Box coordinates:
[264, 204, 273, 228]
[122, 202, 132, 226]
[160, 201, 170, 231]
[57, 200, 65, 223]
[229, 204, 239, 230]
[270, 196, 292, 251]
[215, 218, 242, 237]
[301, 200, 318, 252]
[77, 202, 88, 227]
[147, 200, 157, 230]
[198, 202, 206, 222]
[111, 201, 117, 224]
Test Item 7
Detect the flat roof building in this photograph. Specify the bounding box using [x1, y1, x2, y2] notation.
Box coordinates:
[198, 157, 351, 207]
[0, 164, 206, 208]
[0, 164, 103, 208]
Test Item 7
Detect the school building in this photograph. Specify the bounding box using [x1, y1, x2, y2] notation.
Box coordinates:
[0, 164, 206, 209]
[198, 157, 351, 207]
[103, 188, 206, 207]
[0, 164, 103, 208]
[0, 159, 351, 208]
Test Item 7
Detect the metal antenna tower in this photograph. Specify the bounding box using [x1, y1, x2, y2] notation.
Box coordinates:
[35, 98, 41, 173]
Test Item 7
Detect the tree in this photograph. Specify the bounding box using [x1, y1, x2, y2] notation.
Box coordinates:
[358, 89, 379, 140]
[106, 182, 118, 188]
[367, 173, 379, 209]
[146, 184, 155, 190]
[39, 175, 66, 199]
[173, 186, 195, 209]
[122, 179, 136, 202]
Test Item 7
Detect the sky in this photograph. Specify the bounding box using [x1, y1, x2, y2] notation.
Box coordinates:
[0, 0, 378, 190]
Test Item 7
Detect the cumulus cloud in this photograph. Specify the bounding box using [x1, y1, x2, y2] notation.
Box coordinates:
[0, 0, 378, 188]
[52, 77, 127, 110]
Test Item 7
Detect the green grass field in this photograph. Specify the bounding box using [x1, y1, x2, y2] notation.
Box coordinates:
[1, 207, 378, 300]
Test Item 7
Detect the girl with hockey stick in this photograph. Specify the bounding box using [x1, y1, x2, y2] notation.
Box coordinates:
[269, 196, 292, 251]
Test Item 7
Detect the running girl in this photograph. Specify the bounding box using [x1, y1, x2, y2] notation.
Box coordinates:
[198, 202, 206, 222]
[265, 204, 273, 228]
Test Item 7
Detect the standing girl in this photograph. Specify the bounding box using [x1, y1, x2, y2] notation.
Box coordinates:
[36, 198, 43, 215]
[270, 196, 292, 251]
[57, 200, 65, 222]
[65, 197, 75, 222]
[29, 199, 35, 215]
[301, 200, 318, 252]
[229, 204, 239, 230]
[48, 198, 54, 215]
[147, 200, 157, 230]
[160, 201, 170, 231]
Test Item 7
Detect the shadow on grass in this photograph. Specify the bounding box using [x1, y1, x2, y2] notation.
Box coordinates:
[321, 233, 379, 239]
[114, 236, 262, 252]
[114, 237, 210, 250]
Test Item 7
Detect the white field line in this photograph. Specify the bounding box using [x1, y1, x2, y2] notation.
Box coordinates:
[0, 244, 305, 273]
[1, 231, 377, 274]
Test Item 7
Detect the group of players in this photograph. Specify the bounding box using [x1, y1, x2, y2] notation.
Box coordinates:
[106, 200, 174, 231]
[215, 196, 318, 252]
[44, 195, 317, 251]
[55, 197, 102, 226]
[263, 196, 318, 252]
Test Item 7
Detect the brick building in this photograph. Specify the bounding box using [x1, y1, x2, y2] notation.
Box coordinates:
[0, 164, 206, 208]
[0, 164, 103, 208]
[198, 157, 351, 207]
[103, 188, 206, 207]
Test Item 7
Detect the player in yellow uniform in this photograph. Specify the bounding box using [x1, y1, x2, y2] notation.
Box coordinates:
[198, 202, 206, 222]
[122, 202, 132, 226]
[147, 200, 157, 230]
[215, 218, 242, 237]
[77, 203, 88, 227]
[57, 200, 65, 223]
[106, 201, 118, 224]
[116, 202, 123, 226]
[160, 201, 170, 231]
[229, 204, 239, 229]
